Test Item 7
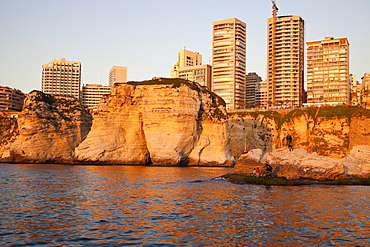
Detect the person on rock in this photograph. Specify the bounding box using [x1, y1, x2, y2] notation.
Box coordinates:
[255, 167, 261, 177]
[286, 134, 293, 147]
[264, 162, 273, 179]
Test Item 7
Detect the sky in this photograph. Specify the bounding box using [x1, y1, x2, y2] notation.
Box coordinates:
[1, 0, 370, 94]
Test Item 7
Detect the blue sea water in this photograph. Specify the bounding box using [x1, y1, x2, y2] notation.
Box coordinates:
[0, 163, 369, 246]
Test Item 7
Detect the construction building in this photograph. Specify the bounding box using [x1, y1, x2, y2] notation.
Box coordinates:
[0, 86, 26, 112]
[212, 18, 247, 110]
[170, 49, 211, 88]
[246, 72, 262, 107]
[306, 37, 350, 106]
[41, 58, 81, 99]
[81, 84, 111, 111]
[109, 66, 127, 86]
[267, 11, 305, 108]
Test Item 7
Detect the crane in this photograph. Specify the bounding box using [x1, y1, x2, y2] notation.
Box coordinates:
[271, 0, 279, 17]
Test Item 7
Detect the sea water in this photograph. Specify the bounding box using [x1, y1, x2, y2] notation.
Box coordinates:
[1, 164, 369, 246]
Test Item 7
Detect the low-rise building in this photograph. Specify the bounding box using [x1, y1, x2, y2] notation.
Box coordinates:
[0, 86, 26, 112]
[170, 49, 211, 89]
[81, 84, 111, 111]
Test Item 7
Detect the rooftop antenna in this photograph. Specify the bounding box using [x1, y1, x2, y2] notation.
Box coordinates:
[271, 0, 279, 17]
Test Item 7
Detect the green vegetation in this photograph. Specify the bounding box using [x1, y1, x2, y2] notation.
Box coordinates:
[222, 174, 370, 186]
[128, 78, 226, 108]
[230, 105, 370, 127]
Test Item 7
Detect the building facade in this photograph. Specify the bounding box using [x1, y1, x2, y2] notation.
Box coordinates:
[246, 72, 262, 107]
[109, 66, 127, 86]
[350, 74, 361, 105]
[212, 18, 247, 110]
[306, 37, 350, 106]
[41, 58, 81, 99]
[0, 86, 25, 112]
[267, 15, 304, 108]
[81, 84, 111, 111]
[361, 73, 370, 105]
[170, 49, 211, 89]
[171, 64, 212, 89]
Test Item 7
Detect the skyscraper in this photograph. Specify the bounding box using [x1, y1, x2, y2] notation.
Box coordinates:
[212, 18, 247, 110]
[306, 37, 350, 105]
[41, 58, 81, 99]
[267, 15, 304, 107]
[109, 66, 127, 86]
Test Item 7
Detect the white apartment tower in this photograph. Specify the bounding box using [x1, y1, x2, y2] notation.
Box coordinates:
[212, 18, 247, 110]
[109, 66, 127, 86]
[41, 58, 81, 99]
[306, 37, 350, 105]
[267, 15, 305, 107]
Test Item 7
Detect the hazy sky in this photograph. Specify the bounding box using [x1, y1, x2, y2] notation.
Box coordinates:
[1, 0, 370, 93]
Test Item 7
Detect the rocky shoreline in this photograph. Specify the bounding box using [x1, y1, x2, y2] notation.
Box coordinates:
[230, 145, 370, 181]
[221, 174, 370, 186]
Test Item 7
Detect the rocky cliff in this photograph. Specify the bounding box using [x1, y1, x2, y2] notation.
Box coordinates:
[0, 91, 92, 163]
[228, 106, 370, 159]
[75, 78, 234, 166]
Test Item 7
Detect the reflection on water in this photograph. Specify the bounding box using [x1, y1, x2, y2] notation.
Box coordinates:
[1, 164, 370, 246]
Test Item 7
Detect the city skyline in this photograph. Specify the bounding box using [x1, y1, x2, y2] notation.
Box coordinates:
[1, 0, 370, 94]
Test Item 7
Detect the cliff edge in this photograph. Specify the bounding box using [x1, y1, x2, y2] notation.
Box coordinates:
[75, 78, 234, 166]
[0, 91, 92, 163]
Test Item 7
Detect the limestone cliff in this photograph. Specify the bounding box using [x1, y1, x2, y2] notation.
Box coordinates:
[0, 91, 92, 163]
[228, 106, 370, 159]
[75, 78, 234, 166]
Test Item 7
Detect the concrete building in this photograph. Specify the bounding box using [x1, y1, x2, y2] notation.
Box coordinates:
[246, 72, 262, 107]
[306, 37, 350, 106]
[361, 73, 370, 105]
[171, 49, 202, 71]
[171, 65, 212, 89]
[109, 66, 127, 86]
[267, 15, 305, 108]
[170, 49, 211, 89]
[0, 86, 25, 112]
[81, 84, 111, 111]
[41, 58, 81, 99]
[350, 74, 361, 105]
[212, 18, 247, 110]
[257, 80, 268, 108]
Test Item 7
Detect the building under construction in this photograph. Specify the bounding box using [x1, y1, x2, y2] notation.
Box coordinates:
[266, 1, 305, 107]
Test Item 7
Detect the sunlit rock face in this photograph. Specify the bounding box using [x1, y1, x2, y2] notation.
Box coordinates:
[75, 78, 234, 166]
[228, 107, 370, 159]
[0, 91, 92, 163]
[233, 145, 370, 180]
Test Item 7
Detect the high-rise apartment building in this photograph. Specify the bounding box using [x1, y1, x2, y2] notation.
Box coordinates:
[81, 84, 111, 111]
[109, 66, 127, 86]
[41, 58, 81, 99]
[170, 49, 211, 88]
[0, 86, 25, 112]
[212, 18, 247, 110]
[267, 15, 304, 107]
[246, 72, 262, 107]
[306, 37, 350, 106]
